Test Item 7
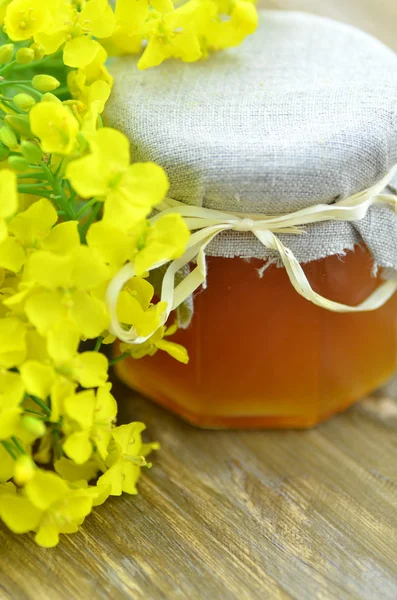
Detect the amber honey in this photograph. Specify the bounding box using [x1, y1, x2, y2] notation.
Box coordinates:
[116, 246, 397, 428]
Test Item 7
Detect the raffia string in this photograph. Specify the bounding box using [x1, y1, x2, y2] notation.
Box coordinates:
[106, 165, 397, 345]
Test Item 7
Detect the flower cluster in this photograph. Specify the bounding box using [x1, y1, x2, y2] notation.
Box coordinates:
[0, 0, 257, 547]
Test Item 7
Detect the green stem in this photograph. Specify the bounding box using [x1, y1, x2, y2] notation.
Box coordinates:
[11, 436, 26, 455]
[1, 440, 17, 460]
[23, 408, 47, 419]
[30, 395, 51, 417]
[75, 197, 97, 219]
[8, 84, 42, 100]
[93, 336, 103, 352]
[54, 86, 69, 98]
[0, 97, 25, 114]
[17, 172, 47, 180]
[12, 53, 62, 72]
[41, 161, 75, 219]
[79, 202, 101, 241]
[109, 352, 131, 366]
[17, 189, 61, 201]
[17, 183, 51, 192]
[51, 428, 63, 460]
[0, 79, 32, 86]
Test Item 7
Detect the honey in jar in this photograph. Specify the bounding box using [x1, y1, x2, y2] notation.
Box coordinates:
[116, 247, 397, 428]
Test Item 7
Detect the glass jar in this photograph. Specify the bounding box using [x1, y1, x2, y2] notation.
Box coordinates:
[116, 246, 397, 428]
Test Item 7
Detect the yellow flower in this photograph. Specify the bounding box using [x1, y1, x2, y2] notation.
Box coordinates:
[9, 197, 80, 255]
[30, 0, 116, 68]
[0, 444, 15, 482]
[0, 317, 27, 368]
[23, 245, 109, 338]
[20, 321, 109, 422]
[134, 213, 190, 275]
[67, 71, 111, 114]
[66, 128, 169, 229]
[138, 2, 203, 70]
[198, 0, 258, 51]
[62, 384, 117, 464]
[67, 44, 113, 113]
[29, 101, 79, 155]
[77, 0, 115, 40]
[5, 0, 51, 41]
[104, 0, 149, 55]
[86, 220, 137, 274]
[89, 212, 189, 274]
[0, 199, 80, 290]
[34, 0, 115, 68]
[0, 470, 94, 547]
[98, 422, 157, 495]
[0, 371, 24, 439]
[54, 456, 99, 483]
[121, 322, 189, 363]
[32, 0, 74, 55]
[117, 283, 167, 339]
[0, 169, 18, 242]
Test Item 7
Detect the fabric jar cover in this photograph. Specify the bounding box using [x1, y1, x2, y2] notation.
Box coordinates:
[105, 10, 397, 273]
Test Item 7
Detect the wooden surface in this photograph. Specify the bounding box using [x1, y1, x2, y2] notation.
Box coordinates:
[2, 2, 397, 599]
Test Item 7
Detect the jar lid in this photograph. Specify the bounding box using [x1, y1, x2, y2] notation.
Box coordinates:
[106, 10, 397, 212]
[105, 10, 397, 271]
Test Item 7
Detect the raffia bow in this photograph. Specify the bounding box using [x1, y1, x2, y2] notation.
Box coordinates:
[106, 165, 397, 345]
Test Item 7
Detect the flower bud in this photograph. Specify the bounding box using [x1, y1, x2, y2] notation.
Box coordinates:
[5, 114, 32, 138]
[41, 92, 62, 104]
[21, 140, 42, 164]
[30, 42, 45, 61]
[32, 74, 60, 92]
[13, 93, 36, 111]
[20, 415, 46, 438]
[0, 44, 14, 65]
[8, 155, 30, 172]
[0, 141, 10, 161]
[14, 455, 36, 486]
[15, 47, 35, 65]
[0, 125, 18, 149]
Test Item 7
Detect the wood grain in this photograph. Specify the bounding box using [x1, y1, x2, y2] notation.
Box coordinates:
[1, 2, 397, 599]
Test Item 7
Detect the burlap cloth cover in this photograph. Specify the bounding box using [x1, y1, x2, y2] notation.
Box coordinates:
[105, 10, 397, 271]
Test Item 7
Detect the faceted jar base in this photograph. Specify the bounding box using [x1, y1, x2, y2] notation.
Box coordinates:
[116, 247, 397, 429]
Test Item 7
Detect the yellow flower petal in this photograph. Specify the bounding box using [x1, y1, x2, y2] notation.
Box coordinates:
[46, 321, 79, 364]
[35, 523, 59, 548]
[0, 237, 26, 272]
[25, 290, 65, 336]
[25, 470, 68, 510]
[30, 102, 79, 155]
[71, 351, 109, 388]
[0, 495, 42, 533]
[63, 430, 92, 465]
[8, 197, 57, 247]
[135, 213, 189, 275]
[156, 339, 189, 363]
[20, 360, 55, 400]
[54, 457, 99, 483]
[64, 390, 95, 430]
[0, 317, 27, 368]
[79, 0, 116, 39]
[41, 221, 80, 254]
[69, 290, 110, 339]
[64, 37, 101, 69]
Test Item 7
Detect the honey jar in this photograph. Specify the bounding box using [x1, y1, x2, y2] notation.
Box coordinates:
[106, 11, 397, 428]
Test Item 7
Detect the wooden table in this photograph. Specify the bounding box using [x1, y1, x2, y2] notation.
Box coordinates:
[1, 2, 397, 598]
